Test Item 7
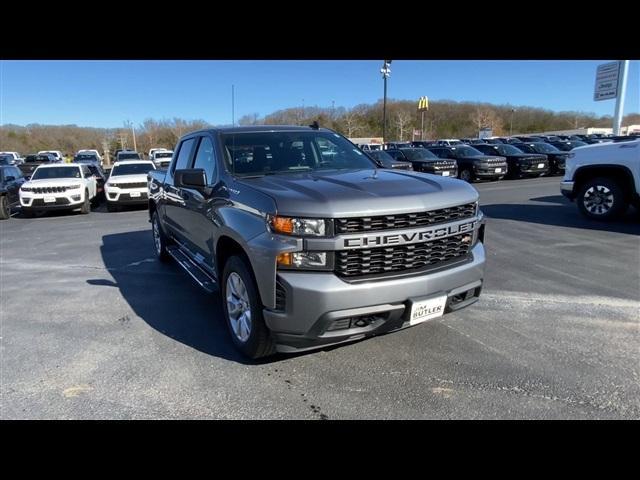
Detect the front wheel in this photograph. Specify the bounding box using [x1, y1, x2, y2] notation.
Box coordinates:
[577, 177, 627, 220]
[80, 192, 90, 214]
[0, 196, 10, 220]
[459, 168, 473, 183]
[221, 256, 276, 359]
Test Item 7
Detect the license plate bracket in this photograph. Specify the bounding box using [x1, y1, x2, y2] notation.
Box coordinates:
[407, 294, 448, 326]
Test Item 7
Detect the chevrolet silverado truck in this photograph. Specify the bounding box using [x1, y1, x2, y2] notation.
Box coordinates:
[148, 126, 486, 358]
[561, 139, 639, 220]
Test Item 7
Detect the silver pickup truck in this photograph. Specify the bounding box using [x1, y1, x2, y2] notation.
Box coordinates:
[148, 125, 486, 358]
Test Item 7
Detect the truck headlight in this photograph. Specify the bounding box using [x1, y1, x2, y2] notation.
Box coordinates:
[268, 215, 327, 236]
[277, 251, 331, 270]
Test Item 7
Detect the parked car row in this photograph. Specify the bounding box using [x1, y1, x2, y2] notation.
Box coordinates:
[0, 158, 159, 219]
[362, 143, 551, 182]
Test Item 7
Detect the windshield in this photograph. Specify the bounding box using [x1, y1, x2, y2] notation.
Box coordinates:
[496, 144, 524, 155]
[155, 152, 173, 159]
[401, 148, 438, 161]
[118, 152, 141, 160]
[220, 131, 376, 177]
[452, 146, 484, 157]
[367, 150, 394, 162]
[532, 143, 561, 154]
[0, 155, 13, 163]
[111, 163, 154, 176]
[32, 167, 81, 180]
[75, 154, 98, 161]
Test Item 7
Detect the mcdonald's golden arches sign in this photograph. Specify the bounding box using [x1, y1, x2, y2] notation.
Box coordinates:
[417, 96, 429, 111]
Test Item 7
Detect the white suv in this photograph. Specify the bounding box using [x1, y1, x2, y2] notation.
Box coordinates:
[19, 163, 97, 216]
[105, 160, 156, 212]
[561, 139, 640, 220]
[150, 149, 174, 169]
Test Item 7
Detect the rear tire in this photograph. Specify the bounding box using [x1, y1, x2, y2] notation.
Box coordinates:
[577, 177, 627, 220]
[221, 255, 276, 359]
[0, 196, 10, 220]
[151, 210, 171, 262]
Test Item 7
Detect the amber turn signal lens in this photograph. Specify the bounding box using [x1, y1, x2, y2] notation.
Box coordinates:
[277, 252, 293, 266]
[271, 216, 294, 234]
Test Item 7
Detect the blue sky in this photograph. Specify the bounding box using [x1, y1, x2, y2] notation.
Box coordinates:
[1, 60, 638, 128]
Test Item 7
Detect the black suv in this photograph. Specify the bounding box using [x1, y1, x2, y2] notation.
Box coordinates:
[0, 165, 26, 219]
[547, 140, 588, 151]
[385, 147, 457, 177]
[473, 143, 548, 178]
[511, 142, 569, 175]
[425, 145, 507, 182]
[365, 149, 413, 171]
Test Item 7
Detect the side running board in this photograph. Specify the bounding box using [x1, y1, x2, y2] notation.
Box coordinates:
[167, 246, 217, 293]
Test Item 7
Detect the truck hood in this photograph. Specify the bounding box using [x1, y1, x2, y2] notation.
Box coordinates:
[107, 173, 149, 183]
[23, 178, 84, 188]
[464, 155, 506, 162]
[237, 168, 479, 217]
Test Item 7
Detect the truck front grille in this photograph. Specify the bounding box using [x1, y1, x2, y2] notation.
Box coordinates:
[118, 182, 148, 189]
[335, 233, 472, 278]
[335, 203, 476, 234]
[32, 186, 67, 193]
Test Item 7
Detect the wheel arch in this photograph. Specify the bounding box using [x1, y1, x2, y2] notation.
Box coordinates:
[574, 164, 635, 202]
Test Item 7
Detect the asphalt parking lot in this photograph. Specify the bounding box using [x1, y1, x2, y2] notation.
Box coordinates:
[1, 176, 639, 419]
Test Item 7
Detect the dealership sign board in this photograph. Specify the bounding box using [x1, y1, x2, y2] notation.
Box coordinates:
[594, 61, 621, 101]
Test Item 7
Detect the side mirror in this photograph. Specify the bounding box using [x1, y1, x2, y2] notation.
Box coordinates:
[175, 168, 207, 190]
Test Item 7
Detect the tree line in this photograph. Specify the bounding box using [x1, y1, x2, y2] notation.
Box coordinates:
[2, 101, 638, 157]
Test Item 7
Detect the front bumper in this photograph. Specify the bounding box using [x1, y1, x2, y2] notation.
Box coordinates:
[105, 187, 149, 204]
[20, 192, 84, 210]
[474, 164, 508, 178]
[560, 180, 575, 200]
[264, 241, 485, 352]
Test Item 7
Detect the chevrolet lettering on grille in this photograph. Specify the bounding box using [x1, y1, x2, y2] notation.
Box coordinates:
[343, 220, 477, 248]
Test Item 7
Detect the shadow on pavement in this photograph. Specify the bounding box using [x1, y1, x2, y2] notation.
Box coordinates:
[88, 229, 287, 365]
[483, 197, 640, 235]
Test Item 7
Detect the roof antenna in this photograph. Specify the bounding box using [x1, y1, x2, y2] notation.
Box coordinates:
[309, 120, 319, 130]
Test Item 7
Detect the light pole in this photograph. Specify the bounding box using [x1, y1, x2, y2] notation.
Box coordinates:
[381, 60, 391, 143]
[510, 109, 516, 136]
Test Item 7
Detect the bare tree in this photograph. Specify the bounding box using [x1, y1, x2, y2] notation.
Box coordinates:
[343, 109, 362, 137]
[394, 110, 412, 141]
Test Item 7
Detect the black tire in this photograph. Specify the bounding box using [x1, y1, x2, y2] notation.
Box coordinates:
[459, 168, 473, 183]
[577, 177, 628, 220]
[0, 195, 10, 220]
[106, 202, 118, 212]
[151, 210, 171, 262]
[80, 191, 90, 214]
[221, 255, 276, 359]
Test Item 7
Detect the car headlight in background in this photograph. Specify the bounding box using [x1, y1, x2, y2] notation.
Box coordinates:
[20, 186, 32, 192]
[268, 215, 327, 236]
[68, 184, 82, 189]
[106, 182, 117, 188]
[277, 251, 330, 270]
